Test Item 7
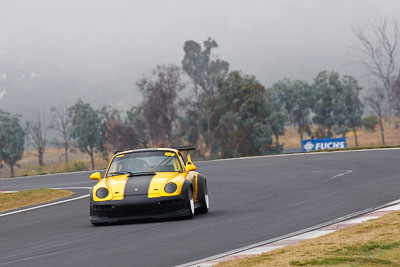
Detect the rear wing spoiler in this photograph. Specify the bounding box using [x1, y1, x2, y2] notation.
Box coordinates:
[113, 146, 196, 155]
[172, 145, 196, 152]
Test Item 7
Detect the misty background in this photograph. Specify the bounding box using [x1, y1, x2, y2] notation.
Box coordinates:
[0, 0, 399, 117]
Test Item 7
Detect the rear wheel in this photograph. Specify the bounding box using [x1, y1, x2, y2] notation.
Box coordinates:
[196, 178, 209, 214]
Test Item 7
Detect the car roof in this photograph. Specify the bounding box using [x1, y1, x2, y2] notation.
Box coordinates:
[115, 148, 179, 156]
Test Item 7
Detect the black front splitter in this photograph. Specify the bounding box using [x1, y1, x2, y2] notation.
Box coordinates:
[90, 194, 190, 224]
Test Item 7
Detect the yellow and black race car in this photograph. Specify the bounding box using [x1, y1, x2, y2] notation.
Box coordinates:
[89, 146, 209, 225]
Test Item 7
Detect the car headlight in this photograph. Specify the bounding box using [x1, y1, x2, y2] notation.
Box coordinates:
[96, 188, 109, 199]
[164, 183, 177, 194]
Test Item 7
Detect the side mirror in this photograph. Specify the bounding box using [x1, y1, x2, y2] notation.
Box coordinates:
[186, 164, 197, 172]
[187, 154, 193, 164]
[90, 172, 102, 182]
[186, 155, 196, 172]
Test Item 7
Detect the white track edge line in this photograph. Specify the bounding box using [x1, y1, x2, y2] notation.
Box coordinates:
[195, 147, 400, 164]
[50, 187, 91, 190]
[176, 198, 400, 267]
[0, 194, 89, 217]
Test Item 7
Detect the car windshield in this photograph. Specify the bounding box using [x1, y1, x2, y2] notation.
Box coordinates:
[106, 151, 183, 177]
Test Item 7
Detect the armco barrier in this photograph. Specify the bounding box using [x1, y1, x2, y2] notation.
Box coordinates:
[302, 137, 347, 152]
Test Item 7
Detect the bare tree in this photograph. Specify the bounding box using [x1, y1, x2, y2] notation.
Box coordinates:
[137, 64, 185, 147]
[26, 112, 47, 166]
[391, 74, 400, 114]
[365, 87, 385, 145]
[350, 17, 400, 112]
[49, 104, 72, 162]
[104, 108, 139, 151]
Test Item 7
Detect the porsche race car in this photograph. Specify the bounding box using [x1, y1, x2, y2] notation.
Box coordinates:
[89, 146, 209, 225]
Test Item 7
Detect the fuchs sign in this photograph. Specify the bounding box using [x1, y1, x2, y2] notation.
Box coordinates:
[302, 138, 347, 152]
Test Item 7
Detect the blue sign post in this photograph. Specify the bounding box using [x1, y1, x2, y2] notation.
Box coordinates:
[302, 138, 347, 152]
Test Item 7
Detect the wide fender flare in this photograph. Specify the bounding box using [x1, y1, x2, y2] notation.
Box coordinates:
[181, 179, 193, 201]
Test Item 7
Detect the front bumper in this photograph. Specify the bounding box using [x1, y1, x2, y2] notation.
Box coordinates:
[90, 194, 189, 223]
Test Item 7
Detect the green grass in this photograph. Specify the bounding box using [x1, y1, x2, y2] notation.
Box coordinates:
[290, 257, 391, 266]
[217, 210, 400, 267]
[0, 188, 74, 213]
[342, 241, 400, 254]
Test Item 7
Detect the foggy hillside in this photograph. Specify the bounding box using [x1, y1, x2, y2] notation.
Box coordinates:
[0, 0, 399, 117]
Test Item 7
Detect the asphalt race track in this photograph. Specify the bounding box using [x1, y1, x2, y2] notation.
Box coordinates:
[1, 149, 399, 266]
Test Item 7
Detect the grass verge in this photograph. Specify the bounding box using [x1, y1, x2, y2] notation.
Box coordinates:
[217, 210, 400, 266]
[0, 188, 74, 213]
[16, 160, 89, 177]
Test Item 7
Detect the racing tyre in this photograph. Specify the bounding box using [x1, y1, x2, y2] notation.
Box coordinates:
[196, 176, 209, 214]
[186, 188, 194, 219]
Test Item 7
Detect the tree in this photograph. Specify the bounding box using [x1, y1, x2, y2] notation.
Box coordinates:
[265, 90, 287, 149]
[311, 71, 364, 142]
[178, 101, 204, 157]
[215, 71, 285, 157]
[126, 106, 149, 148]
[25, 112, 47, 166]
[365, 87, 386, 144]
[350, 17, 400, 112]
[182, 38, 229, 158]
[272, 79, 312, 146]
[137, 64, 185, 147]
[0, 110, 25, 177]
[50, 104, 72, 162]
[68, 99, 107, 170]
[391, 74, 400, 114]
[362, 114, 379, 131]
[104, 108, 139, 151]
[311, 71, 343, 138]
[339, 76, 364, 146]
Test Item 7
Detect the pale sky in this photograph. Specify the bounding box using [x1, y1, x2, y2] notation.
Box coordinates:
[0, 0, 399, 116]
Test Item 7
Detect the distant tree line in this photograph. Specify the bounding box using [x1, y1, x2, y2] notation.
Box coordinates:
[2, 17, 400, 176]
[272, 71, 364, 147]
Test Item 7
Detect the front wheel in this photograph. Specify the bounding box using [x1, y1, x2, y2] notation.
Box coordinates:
[186, 188, 194, 219]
